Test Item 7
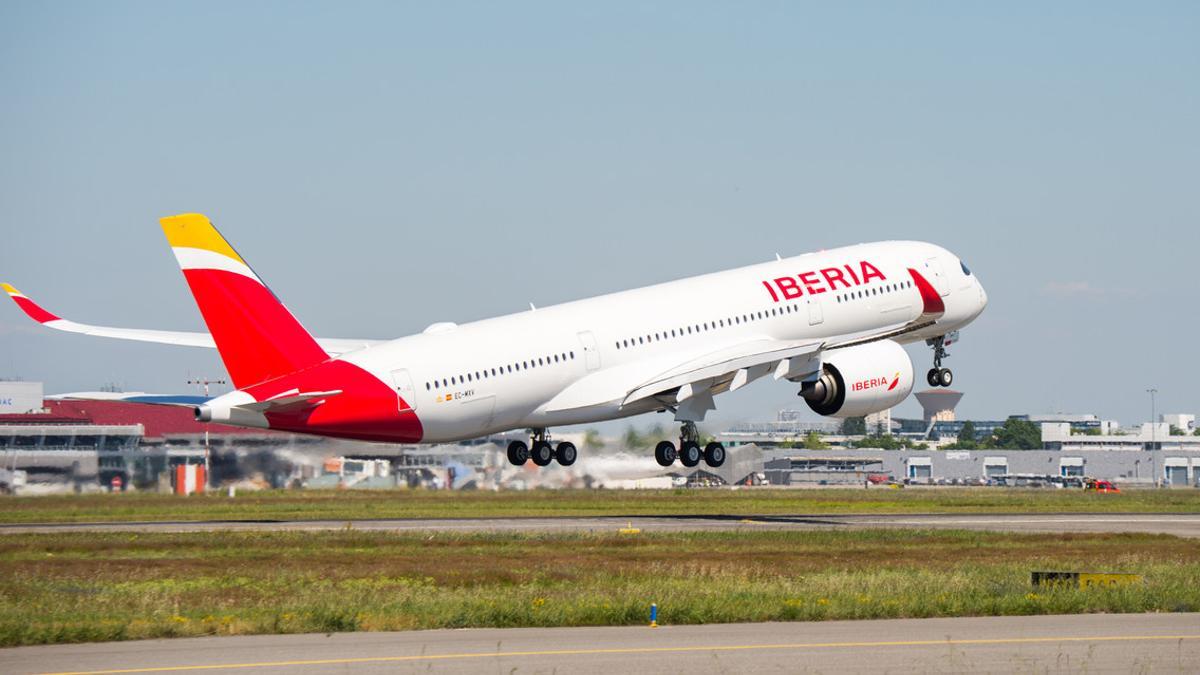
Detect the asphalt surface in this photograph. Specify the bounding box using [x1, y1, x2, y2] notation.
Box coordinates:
[3, 512, 1200, 537]
[4, 613, 1197, 674]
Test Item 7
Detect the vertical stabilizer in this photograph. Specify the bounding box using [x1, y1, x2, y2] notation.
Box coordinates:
[160, 213, 329, 388]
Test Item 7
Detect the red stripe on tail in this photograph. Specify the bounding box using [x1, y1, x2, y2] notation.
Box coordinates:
[182, 269, 329, 388]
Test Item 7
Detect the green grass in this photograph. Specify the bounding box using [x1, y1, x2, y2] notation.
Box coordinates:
[2, 487, 1198, 524]
[1, 529, 1197, 646]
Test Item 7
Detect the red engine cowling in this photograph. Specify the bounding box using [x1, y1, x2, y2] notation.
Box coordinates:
[800, 340, 914, 418]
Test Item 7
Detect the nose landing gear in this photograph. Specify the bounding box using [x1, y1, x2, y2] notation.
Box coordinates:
[926, 334, 954, 387]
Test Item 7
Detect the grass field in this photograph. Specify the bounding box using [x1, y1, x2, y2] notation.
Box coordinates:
[3, 487, 1199, 524]
[1, 528, 1197, 646]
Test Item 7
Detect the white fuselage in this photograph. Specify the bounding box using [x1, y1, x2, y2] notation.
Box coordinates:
[340, 240, 987, 443]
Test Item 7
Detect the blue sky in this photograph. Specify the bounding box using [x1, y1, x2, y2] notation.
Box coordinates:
[1, 2, 1197, 429]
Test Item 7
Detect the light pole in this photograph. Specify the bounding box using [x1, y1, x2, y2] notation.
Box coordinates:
[1146, 388, 1158, 487]
[188, 378, 226, 492]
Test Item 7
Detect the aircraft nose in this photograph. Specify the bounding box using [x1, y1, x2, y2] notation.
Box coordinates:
[978, 283, 988, 311]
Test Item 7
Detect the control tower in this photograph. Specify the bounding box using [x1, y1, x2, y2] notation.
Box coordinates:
[914, 389, 963, 424]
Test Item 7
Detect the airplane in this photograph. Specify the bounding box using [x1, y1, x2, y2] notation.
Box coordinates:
[4, 213, 987, 469]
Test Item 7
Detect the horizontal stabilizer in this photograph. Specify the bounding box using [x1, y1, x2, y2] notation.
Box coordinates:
[240, 390, 343, 413]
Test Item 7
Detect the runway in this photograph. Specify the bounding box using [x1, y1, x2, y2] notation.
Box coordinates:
[3, 613, 1197, 674]
[4, 512, 1200, 537]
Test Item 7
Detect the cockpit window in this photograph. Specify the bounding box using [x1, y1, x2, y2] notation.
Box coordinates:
[960, 261, 972, 276]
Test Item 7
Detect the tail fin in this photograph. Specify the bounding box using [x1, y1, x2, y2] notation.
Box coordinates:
[160, 213, 329, 388]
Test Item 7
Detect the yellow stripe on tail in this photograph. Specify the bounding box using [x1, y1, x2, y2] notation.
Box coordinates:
[160, 213, 245, 264]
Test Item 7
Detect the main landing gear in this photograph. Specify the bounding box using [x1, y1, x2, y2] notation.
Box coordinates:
[654, 421, 726, 469]
[507, 428, 577, 467]
[926, 335, 953, 387]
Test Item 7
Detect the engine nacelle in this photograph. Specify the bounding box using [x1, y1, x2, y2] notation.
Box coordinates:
[799, 340, 914, 418]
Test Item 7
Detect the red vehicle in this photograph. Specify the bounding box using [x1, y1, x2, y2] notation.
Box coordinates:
[1085, 479, 1120, 493]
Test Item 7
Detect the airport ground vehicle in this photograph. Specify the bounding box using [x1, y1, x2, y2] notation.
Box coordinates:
[1085, 479, 1120, 493]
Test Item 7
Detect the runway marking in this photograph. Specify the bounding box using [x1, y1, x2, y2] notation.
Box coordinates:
[36, 633, 1200, 674]
[858, 518, 1200, 523]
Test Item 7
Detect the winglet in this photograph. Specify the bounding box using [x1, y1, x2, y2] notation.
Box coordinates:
[2, 283, 62, 324]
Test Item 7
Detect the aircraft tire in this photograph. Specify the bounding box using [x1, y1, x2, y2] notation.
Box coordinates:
[679, 441, 702, 468]
[938, 368, 953, 387]
[926, 368, 940, 387]
[507, 441, 529, 466]
[531, 440, 554, 466]
[704, 442, 726, 468]
[654, 441, 677, 467]
[555, 441, 578, 466]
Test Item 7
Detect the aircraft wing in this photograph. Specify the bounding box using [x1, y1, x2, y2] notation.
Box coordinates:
[48, 391, 212, 406]
[544, 337, 823, 417]
[3, 283, 381, 357]
[622, 338, 824, 406]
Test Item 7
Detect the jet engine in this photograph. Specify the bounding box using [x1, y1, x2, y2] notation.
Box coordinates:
[799, 340, 914, 418]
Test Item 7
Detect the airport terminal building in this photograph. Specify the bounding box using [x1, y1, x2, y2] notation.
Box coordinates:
[0, 381, 323, 492]
[4, 378, 1198, 491]
[726, 402, 1200, 488]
